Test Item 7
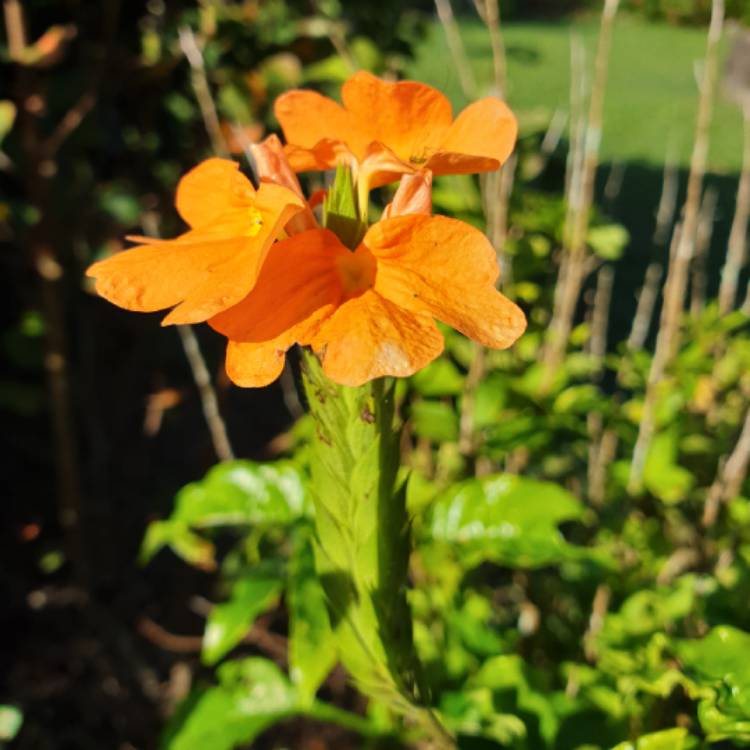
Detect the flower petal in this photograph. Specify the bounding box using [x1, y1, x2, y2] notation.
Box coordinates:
[224, 307, 329, 389]
[225, 339, 288, 388]
[383, 169, 433, 219]
[89, 181, 305, 326]
[312, 289, 444, 386]
[87, 236, 250, 318]
[342, 71, 452, 166]
[162, 183, 305, 325]
[209, 228, 345, 342]
[251, 135, 317, 233]
[368, 215, 527, 349]
[175, 158, 255, 229]
[428, 98, 518, 174]
[275, 89, 371, 162]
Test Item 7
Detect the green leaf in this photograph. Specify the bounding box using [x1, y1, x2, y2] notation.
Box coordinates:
[0, 101, 16, 144]
[676, 627, 750, 743]
[0, 705, 22, 741]
[99, 184, 142, 225]
[411, 399, 459, 442]
[202, 563, 283, 665]
[471, 655, 559, 745]
[426, 474, 591, 568]
[164, 657, 378, 750]
[288, 532, 336, 706]
[140, 520, 216, 569]
[410, 358, 465, 397]
[587, 224, 630, 260]
[610, 728, 694, 750]
[472, 374, 508, 429]
[643, 430, 694, 504]
[172, 460, 307, 529]
[140, 460, 307, 566]
[163, 658, 297, 750]
[553, 384, 604, 415]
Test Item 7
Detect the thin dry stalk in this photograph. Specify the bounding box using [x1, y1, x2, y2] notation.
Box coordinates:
[588, 265, 615, 366]
[653, 141, 680, 246]
[603, 161, 625, 205]
[720, 110, 750, 314]
[583, 584, 611, 661]
[434, 0, 477, 100]
[547, 35, 586, 373]
[627, 262, 664, 350]
[487, 153, 517, 285]
[540, 108, 568, 163]
[586, 266, 613, 505]
[704, 405, 750, 526]
[176, 326, 234, 462]
[588, 427, 618, 506]
[690, 186, 718, 316]
[473, 0, 507, 97]
[173, 24, 238, 459]
[542, 0, 620, 389]
[3, 0, 25, 59]
[312, 1, 358, 74]
[629, 0, 724, 493]
[458, 346, 486, 460]
[178, 26, 229, 157]
[141, 214, 234, 462]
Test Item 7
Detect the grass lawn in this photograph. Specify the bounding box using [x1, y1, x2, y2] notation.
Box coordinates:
[407, 13, 745, 172]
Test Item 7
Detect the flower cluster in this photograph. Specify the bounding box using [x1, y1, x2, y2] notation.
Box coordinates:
[87, 72, 526, 387]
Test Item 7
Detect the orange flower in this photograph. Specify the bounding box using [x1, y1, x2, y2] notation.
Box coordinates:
[86, 158, 304, 325]
[210, 214, 526, 388]
[275, 71, 518, 190]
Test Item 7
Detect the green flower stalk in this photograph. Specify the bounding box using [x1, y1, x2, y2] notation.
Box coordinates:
[300, 169, 455, 749]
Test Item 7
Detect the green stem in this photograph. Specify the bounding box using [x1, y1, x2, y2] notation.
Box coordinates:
[301, 351, 455, 750]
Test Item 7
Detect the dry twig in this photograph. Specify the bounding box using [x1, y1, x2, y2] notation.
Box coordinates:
[176, 326, 235, 462]
[690, 186, 719, 316]
[178, 26, 229, 157]
[629, 0, 725, 493]
[542, 0, 620, 389]
[627, 262, 664, 351]
[722, 111, 750, 313]
[703, 405, 750, 526]
[433, 0, 477, 100]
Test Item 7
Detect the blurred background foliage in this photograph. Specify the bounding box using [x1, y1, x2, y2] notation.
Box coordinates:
[4, 1, 750, 749]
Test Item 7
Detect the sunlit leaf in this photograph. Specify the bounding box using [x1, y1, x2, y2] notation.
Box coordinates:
[425, 474, 595, 567]
[288, 532, 336, 706]
[202, 562, 284, 665]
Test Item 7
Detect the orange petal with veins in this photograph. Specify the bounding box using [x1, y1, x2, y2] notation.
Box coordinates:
[367, 215, 527, 349]
[275, 89, 370, 163]
[383, 169, 433, 219]
[209, 228, 345, 342]
[87, 173, 305, 325]
[312, 289, 444, 386]
[427, 97, 518, 175]
[341, 72, 452, 165]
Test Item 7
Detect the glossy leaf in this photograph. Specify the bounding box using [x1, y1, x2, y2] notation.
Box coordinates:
[141, 460, 308, 565]
[425, 474, 593, 567]
[202, 563, 283, 665]
[288, 531, 337, 705]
